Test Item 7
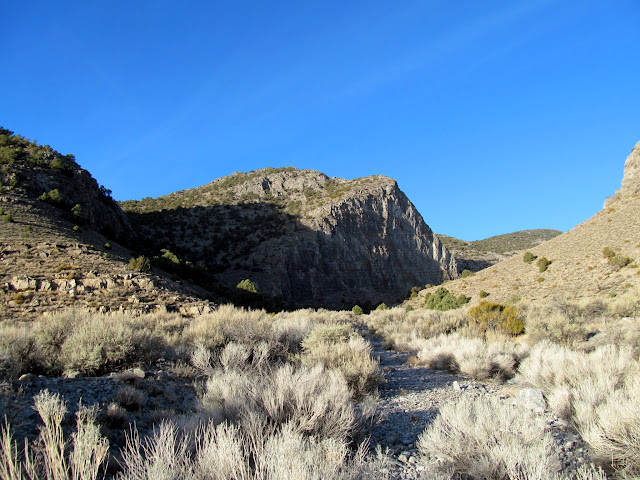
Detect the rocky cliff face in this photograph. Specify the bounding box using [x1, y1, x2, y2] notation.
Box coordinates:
[605, 140, 640, 206]
[124, 168, 458, 309]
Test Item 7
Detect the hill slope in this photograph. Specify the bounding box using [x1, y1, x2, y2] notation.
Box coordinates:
[122, 168, 457, 310]
[438, 229, 562, 273]
[412, 141, 640, 306]
[0, 128, 213, 320]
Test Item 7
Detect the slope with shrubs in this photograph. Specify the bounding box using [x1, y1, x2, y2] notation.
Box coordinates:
[0, 127, 217, 320]
[438, 228, 562, 273]
[414, 142, 640, 307]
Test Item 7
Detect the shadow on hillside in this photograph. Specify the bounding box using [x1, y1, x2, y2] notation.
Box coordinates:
[126, 200, 449, 310]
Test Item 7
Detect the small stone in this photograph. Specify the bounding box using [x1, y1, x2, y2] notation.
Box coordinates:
[516, 388, 547, 411]
[65, 371, 82, 379]
[398, 454, 408, 463]
[452, 381, 461, 391]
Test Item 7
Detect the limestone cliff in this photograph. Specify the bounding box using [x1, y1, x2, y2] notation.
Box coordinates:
[605, 140, 640, 206]
[123, 168, 458, 309]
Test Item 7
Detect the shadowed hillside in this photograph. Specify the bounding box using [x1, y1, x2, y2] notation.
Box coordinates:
[121, 168, 458, 310]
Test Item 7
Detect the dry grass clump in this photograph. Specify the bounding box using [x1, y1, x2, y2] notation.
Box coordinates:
[417, 395, 607, 480]
[299, 324, 380, 398]
[202, 362, 356, 440]
[366, 307, 467, 350]
[417, 395, 559, 479]
[1, 390, 384, 480]
[118, 419, 385, 480]
[518, 341, 640, 475]
[0, 390, 108, 480]
[33, 310, 166, 375]
[411, 333, 528, 381]
[521, 290, 640, 349]
[0, 323, 37, 380]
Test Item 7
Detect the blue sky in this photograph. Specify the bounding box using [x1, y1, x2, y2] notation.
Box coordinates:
[2, 1, 639, 240]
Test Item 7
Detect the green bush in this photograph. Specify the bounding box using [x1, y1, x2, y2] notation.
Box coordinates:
[461, 269, 472, 278]
[523, 251, 537, 264]
[537, 257, 551, 272]
[375, 303, 388, 311]
[236, 279, 258, 293]
[479, 290, 489, 298]
[424, 287, 467, 311]
[603, 247, 632, 270]
[71, 203, 83, 218]
[468, 301, 524, 335]
[129, 256, 151, 272]
[609, 254, 632, 270]
[352, 305, 364, 316]
[2, 213, 13, 223]
[39, 188, 64, 205]
[50, 156, 73, 175]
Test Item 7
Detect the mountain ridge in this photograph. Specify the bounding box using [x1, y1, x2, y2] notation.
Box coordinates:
[122, 167, 458, 309]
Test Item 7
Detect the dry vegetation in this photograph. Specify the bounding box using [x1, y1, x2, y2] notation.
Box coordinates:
[0, 305, 385, 479]
[365, 285, 640, 478]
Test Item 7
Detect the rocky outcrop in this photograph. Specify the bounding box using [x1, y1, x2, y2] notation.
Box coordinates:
[244, 177, 457, 309]
[125, 168, 458, 310]
[605, 140, 640, 206]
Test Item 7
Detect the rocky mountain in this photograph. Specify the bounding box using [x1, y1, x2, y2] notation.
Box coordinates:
[122, 168, 458, 310]
[411, 141, 640, 307]
[438, 229, 562, 273]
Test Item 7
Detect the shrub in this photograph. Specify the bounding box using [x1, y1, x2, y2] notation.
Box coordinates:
[50, 156, 73, 174]
[479, 290, 489, 298]
[603, 247, 616, 259]
[417, 396, 560, 479]
[236, 278, 257, 293]
[300, 334, 380, 399]
[523, 251, 537, 263]
[424, 287, 467, 311]
[468, 301, 524, 335]
[71, 203, 83, 218]
[375, 303, 388, 311]
[104, 242, 111, 250]
[202, 363, 356, 439]
[351, 305, 363, 316]
[2, 213, 12, 223]
[414, 333, 527, 380]
[537, 257, 551, 272]
[610, 254, 632, 270]
[0, 391, 108, 480]
[461, 269, 472, 278]
[129, 256, 151, 272]
[518, 342, 640, 475]
[40, 188, 64, 205]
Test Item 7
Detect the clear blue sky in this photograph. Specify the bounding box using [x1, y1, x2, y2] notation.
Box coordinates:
[2, 1, 639, 240]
